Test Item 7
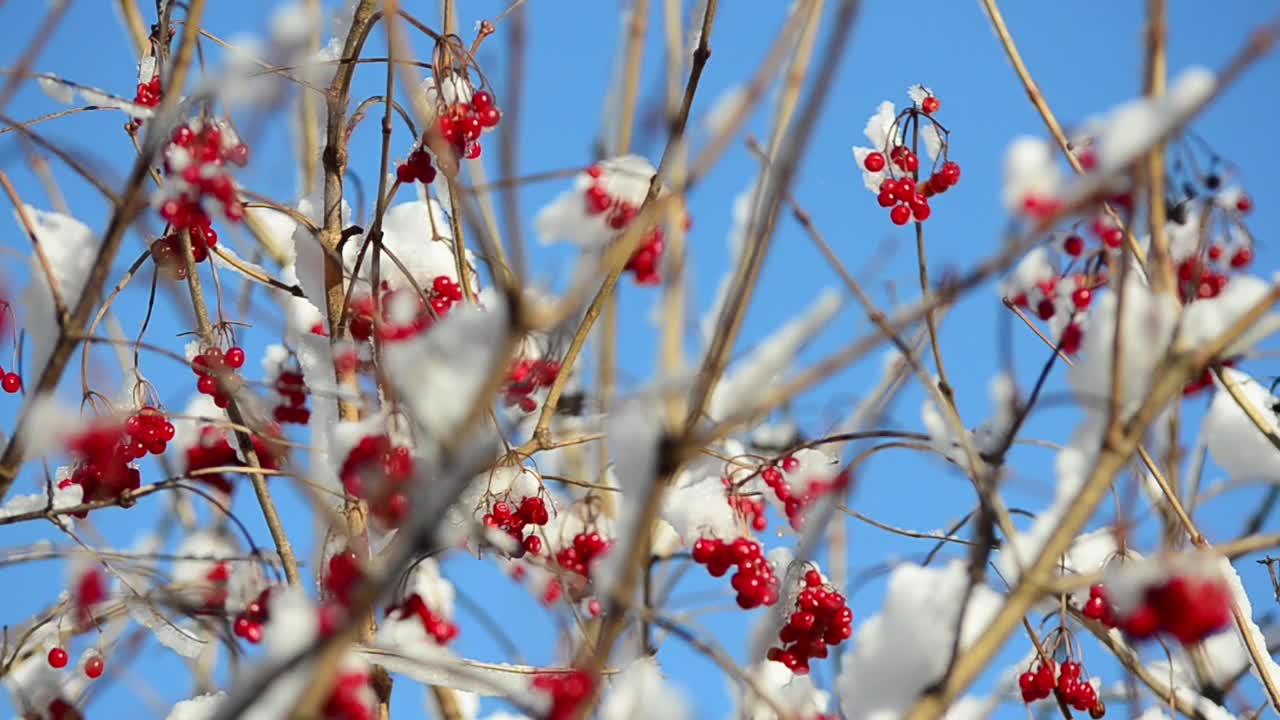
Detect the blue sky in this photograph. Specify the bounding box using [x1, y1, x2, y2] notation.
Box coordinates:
[1, 1, 1279, 718]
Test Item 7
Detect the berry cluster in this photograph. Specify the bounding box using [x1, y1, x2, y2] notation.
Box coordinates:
[151, 221, 220, 280]
[185, 424, 282, 495]
[125, 72, 162, 133]
[723, 476, 768, 532]
[0, 364, 20, 394]
[436, 89, 501, 161]
[581, 164, 684, 285]
[1018, 659, 1105, 717]
[272, 369, 311, 424]
[191, 346, 246, 408]
[502, 358, 561, 413]
[350, 277, 462, 343]
[134, 74, 161, 109]
[47, 645, 106, 679]
[325, 550, 365, 608]
[1007, 271, 1102, 355]
[387, 593, 459, 646]
[233, 588, 272, 644]
[531, 669, 593, 720]
[395, 147, 438, 185]
[867, 158, 961, 226]
[62, 422, 142, 503]
[74, 566, 107, 628]
[758, 457, 846, 530]
[340, 436, 414, 527]
[1083, 578, 1230, 645]
[857, 90, 961, 226]
[323, 668, 375, 720]
[554, 531, 612, 580]
[159, 119, 248, 229]
[123, 406, 176, 458]
[1175, 244, 1252, 304]
[766, 569, 853, 675]
[691, 537, 779, 609]
[200, 561, 231, 612]
[481, 495, 550, 553]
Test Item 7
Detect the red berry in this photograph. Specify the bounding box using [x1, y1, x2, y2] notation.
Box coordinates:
[890, 204, 911, 225]
[1063, 234, 1084, 256]
[85, 655, 104, 679]
[1, 373, 20, 393]
[479, 107, 502, 128]
[1230, 247, 1253, 268]
[1236, 194, 1253, 213]
[863, 152, 886, 173]
[396, 163, 416, 183]
[471, 91, 494, 111]
[1071, 287, 1092, 309]
[921, 96, 940, 114]
[523, 534, 543, 555]
[48, 647, 68, 668]
[225, 346, 246, 369]
[911, 198, 931, 221]
[940, 161, 961, 186]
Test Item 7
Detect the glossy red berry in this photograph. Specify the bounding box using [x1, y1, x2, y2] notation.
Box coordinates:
[890, 204, 911, 225]
[225, 346, 246, 369]
[863, 152, 886, 172]
[1071, 287, 1092, 309]
[1063, 234, 1084, 256]
[1, 373, 19, 393]
[1230, 247, 1253, 268]
[921, 96, 940, 114]
[48, 647, 68, 668]
[85, 655, 104, 679]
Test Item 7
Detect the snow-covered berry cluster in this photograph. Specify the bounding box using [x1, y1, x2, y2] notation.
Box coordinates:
[340, 435, 414, 527]
[482, 495, 551, 553]
[61, 421, 142, 503]
[350, 277, 462, 343]
[386, 592, 458, 646]
[1081, 575, 1231, 645]
[427, 68, 501, 162]
[157, 118, 249, 229]
[581, 162, 683, 285]
[723, 475, 768, 532]
[853, 86, 961, 226]
[757, 450, 845, 530]
[531, 669, 594, 720]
